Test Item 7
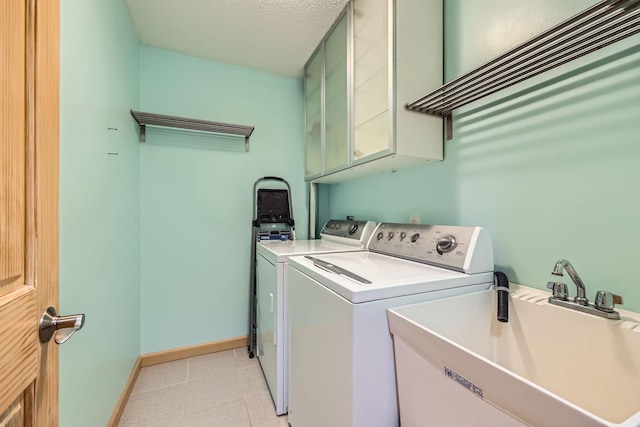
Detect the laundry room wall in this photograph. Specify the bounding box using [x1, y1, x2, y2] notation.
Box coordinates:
[59, 0, 140, 426]
[139, 46, 307, 353]
[322, 0, 640, 312]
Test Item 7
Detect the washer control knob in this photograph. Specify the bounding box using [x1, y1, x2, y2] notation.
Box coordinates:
[348, 224, 359, 235]
[410, 233, 420, 243]
[388, 231, 395, 240]
[399, 232, 407, 241]
[436, 235, 457, 255]
[376, 232, 384, 241]
[336, 224, 342, 230]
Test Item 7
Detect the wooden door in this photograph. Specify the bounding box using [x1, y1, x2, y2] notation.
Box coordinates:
[1, 0, 59, 425]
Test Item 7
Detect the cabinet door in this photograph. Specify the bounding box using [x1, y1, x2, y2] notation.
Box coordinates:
[323, 13, 349, 172]
[304, 47, 324, 178]
[353, 0, 391, 162]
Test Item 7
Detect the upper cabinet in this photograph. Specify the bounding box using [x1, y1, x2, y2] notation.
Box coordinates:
[304, 0, 443, 183]
[324, 13, 350, 173]
[304, 9, 350, 180]
[304, 47, 324, 178]
[353, 0, 389, 162]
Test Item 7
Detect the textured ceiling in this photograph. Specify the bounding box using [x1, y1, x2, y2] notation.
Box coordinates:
[125, 0, 349, 78]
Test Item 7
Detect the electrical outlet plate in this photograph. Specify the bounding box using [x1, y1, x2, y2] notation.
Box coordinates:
[409, 214, 420, 224]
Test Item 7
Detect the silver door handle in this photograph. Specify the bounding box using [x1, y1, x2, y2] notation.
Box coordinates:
[305, 256, 372, 284]
[39, 307, 85, 344]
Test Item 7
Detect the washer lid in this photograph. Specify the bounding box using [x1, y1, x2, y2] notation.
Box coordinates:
[289, 252, 493, 303]
[257, 239, 365, 263]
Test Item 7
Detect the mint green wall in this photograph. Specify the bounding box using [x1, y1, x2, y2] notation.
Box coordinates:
[325, 0, 640, 312]
[139, 46, 307, 353]
[60, 1, 140, 426]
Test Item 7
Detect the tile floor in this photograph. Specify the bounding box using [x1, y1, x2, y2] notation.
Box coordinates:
[119, 348, 288, 427]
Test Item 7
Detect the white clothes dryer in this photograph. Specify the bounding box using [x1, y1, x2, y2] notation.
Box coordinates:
[287, 223, 494, 427]
[255, 219, 377, 415]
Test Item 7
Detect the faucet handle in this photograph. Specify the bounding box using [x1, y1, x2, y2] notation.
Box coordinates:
[594, 291, 623, 313]
[547, 281, 569, 300]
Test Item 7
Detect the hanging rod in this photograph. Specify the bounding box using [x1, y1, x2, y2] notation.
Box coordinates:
[130, 110, 255, 151]
[406, 0, 640, 139]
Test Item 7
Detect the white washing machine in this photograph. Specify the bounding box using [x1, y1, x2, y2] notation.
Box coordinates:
[255, 219, 377, 415]
[287, 223, 494, 427]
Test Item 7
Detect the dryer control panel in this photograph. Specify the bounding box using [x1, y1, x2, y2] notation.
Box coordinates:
[320, 220, 377, 247]
[367, 223, 494, 274]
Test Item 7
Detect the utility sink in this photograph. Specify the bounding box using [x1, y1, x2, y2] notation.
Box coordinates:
[387, 285, 640, 427]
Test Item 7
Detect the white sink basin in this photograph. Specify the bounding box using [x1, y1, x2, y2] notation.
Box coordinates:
[387, 285, 640, 427]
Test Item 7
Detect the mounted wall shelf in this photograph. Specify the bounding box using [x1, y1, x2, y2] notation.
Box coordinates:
[406, 0, 640, 140]
[130, 110, 255, 151]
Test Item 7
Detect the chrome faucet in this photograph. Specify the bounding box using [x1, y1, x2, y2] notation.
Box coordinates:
[551, 259, 588, 305]
[547, 259, 623, 320]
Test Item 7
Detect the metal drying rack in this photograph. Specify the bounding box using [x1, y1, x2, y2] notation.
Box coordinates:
[130, 110, 255, 151]
[406, 0, 640, 139]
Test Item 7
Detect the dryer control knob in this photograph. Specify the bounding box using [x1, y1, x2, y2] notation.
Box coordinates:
[387, 231, 395, 240]
[436, 235, 457, 255]
[410, 233, 420, 243]
[376, 232, 384, 241]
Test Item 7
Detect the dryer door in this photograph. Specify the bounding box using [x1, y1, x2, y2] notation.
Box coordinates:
[256, 254, 282, 411]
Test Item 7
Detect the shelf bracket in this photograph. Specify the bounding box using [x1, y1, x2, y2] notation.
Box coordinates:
[445, 114, 453, 141]
[138, 124, 146, 143]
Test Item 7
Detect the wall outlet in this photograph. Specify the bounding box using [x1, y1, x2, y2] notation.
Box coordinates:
[409, 214, 420, 224]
